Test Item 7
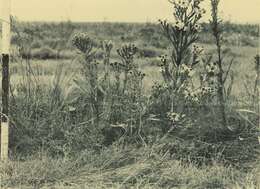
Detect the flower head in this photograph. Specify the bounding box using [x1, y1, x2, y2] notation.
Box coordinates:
[193, 24, 202, 32]
[193, 7, 206, 18]
[192, 44, 204, 55]
[72, 33, 94, 53]
[206, 62, 217, 74]
[199, 86, 214, 96]
[175, 0, 189, 9]
[180, 64, 194, 77]
[183, 87, 201, 102]
[167, 111, 185, 123]
[159, 54, 168, 66]
[174, 21, 186, 30]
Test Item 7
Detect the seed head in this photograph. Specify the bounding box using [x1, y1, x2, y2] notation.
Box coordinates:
[72, 33, 94, 54]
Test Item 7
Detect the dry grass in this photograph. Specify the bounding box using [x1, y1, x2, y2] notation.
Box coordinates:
[0, 147, 259, 189]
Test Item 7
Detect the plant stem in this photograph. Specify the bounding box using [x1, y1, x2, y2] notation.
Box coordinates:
[210, 0, 227, 127]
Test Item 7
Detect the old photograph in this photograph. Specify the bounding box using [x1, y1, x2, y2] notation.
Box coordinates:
[0, 0, 259, 188]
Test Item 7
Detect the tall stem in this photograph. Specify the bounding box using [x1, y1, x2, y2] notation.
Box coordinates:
[210, 0, 227, 127]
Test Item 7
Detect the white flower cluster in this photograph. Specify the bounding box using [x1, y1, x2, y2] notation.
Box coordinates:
[173, 21, 187, 31]
[198, 86, 214, 96]
[184, 86, 214, 102]
[184, 88, 199, 102]
[206, 62, 218, 74]
[152, 82, 168, 91]
[167, 111, 185, 123]
[193, 7, 206, 18]
[68, 106, 76, 112]
[180, 64, 195, 77]
[193, 24, 202, 32]
[173, 22, 201, 32]
[192, 44, 204, 55]
[159, 54, 168, 66]
[175, 0, 190, 9]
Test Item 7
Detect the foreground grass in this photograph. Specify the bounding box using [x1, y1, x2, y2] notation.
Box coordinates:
[0, 146, 259, 189]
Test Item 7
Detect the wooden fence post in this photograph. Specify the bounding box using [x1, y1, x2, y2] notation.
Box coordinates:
[1, 0, 11, 161]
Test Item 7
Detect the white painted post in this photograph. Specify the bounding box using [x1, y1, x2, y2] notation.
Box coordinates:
[1, 121, 9, 160]
[1, 0, 11, 161]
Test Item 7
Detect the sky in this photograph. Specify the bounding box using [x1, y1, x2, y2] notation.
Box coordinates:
[1, 0, 260, 23]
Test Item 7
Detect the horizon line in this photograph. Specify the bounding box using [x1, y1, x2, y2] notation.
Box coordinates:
[15, 19, 260, 26]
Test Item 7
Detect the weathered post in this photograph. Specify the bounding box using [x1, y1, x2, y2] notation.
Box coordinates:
[256, 23, 260, 144]
[1, 0, 11, 161]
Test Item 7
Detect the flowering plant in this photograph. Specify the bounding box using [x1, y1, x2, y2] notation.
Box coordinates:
[155, 0, 206, 110]
[148, 0, 208, 131]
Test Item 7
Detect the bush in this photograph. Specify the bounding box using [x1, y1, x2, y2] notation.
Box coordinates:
[10, 64, 104, 156]
[31, 46, 57, 59]
[58, 50, 77, 59]
[138, 47, 161, 58]
[31, 40, 42, 49]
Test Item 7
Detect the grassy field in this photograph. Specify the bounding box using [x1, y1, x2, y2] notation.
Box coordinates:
[0, 17, 259, 189]
[7, 43, 258, 96]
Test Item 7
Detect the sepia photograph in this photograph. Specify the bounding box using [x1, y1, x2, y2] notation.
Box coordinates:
[0, 0, 259, 188]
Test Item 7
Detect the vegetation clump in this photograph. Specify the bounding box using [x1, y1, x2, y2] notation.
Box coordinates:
[2, 0, 259, 188]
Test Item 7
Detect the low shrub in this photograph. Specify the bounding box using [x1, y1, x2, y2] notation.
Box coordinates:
[138, 47, 161, 58]
[31, 46, 57, 59]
